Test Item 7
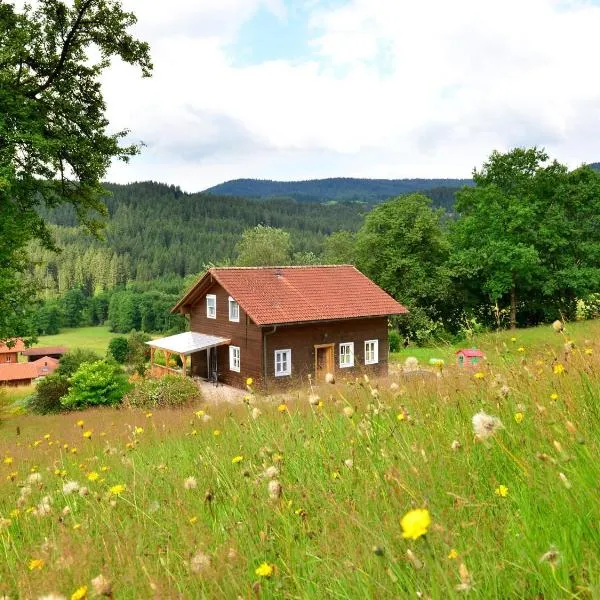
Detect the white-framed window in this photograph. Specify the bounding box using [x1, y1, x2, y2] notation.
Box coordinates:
[228, 297, 240, 322]
[364, 339, 379, 365]
[339, 342, 354, 368]
[206, 294, 216, 319]
[274, 349, 291, 377]
[229, 346, 240, 372]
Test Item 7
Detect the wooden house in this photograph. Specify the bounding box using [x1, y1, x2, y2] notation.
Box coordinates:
[0, 339, 26, 364]
[148, 266, 407, 389]
[22, 346, 67, 362]
[0, 362, 39, 387]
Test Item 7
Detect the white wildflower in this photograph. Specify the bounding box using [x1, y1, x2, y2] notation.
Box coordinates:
[325, 372, 335, 384]
[78, 486, 89, 497]
[28, 472, 42, 485]
[183, 476, 198, 490]
[268, 479, 282, 500]
[190, 550, 211, 574]
[344, 458, 354, 469]
[451, 440, 462, 451]
[262, 466, 279, 479]
[472, 411, 503, 440]
[251, 407, 262, 420]
[91, 574, 112, 597]
[308, 394, 320, 406]
[62, 481, 80, 495]
[343, 406, 354, 418]
[552, 320, 563, 333]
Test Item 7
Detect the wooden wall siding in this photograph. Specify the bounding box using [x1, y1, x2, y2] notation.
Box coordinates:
[264, 317, 389, 386]
[0, 353, 18, 364]
[188, 281, 263, 388]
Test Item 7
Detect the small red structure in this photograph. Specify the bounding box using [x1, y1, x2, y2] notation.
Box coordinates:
[0, 339, 26, 364]
[31, 356, 60, 378]
[456, 348, 485, 367]
[22, 346, 68, 361]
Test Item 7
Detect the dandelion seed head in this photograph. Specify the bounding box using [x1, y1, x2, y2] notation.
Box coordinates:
[472, 411, 503, 440]
[183, 476, 198, 490]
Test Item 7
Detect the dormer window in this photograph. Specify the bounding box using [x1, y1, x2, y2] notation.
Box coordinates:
[206, 294, 216, 319]
[229, 297, 240, 322]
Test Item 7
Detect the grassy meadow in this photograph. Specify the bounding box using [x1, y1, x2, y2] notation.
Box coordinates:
[0, 324, 599, 598]
[36, 326, 116, 355]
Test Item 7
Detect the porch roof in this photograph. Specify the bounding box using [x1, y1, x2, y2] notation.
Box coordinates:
[146, 332, 230, 356]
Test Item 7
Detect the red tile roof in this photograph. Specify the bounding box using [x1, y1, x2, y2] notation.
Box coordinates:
[0, 362, 38, 382]
[22, 346, 68, 357]
[456, 349, 485, 357]
[0, 339, 26, 354]
[174, 266, 408, 326]
[31, 356, 60, 377]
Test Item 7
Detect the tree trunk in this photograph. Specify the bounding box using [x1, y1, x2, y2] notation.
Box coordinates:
[510, 275, 517, 330]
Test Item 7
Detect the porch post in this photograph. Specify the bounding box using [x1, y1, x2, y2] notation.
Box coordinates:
[150, 347, 155, 373]
[165, 351, 170, 371]
[181, 353, 187, 377]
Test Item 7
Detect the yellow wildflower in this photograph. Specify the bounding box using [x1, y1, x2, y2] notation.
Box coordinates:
[510, 337, 517, 342]
[400, 508, 431, 540]
[3, 457, 13, 465]
[82, 430, 92, 439]
[473, 372, 485, 380]
[70, 447, 78, 454]
[553, 363, 565, 375]
[231, 455, 244, 464]
[550, 393, 559, 401]
[255, 562, 274, 578]
[246, 377, 254, 386]
[43, 434, 51, 440]
[33, 440, 42, 448]
[514, 412, 524, 423]
[517, 346, 525, 353]
[331, 471, 341, 480]
[134, 426, 144, 435]
[101, 466, 110, 472]
[584, 348, 593, 356]
[145, 412, 153, 418]
[71, 586, 88, 600]
[73, 523, 82, 530]
[10, 509, 19, 519]
[213, 429, 221, 437]
[448, 548, 459, 559]
[195, 410, 205, 418]
[28, 558, 45, 570]
[397, 412, 405, 421]
[189, 516, 198, 524]
[495, 485, 508, 497]
[109, 484, 126, 496]
[87, 472, 99, 482]
[76, 420, 85, 428]
[277, 404, 287, 412]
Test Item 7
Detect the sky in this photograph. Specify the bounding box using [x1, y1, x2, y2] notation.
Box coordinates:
[100, 0, 600, 191]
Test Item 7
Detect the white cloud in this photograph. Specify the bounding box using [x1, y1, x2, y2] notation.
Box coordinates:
[104, 0, 600, 190]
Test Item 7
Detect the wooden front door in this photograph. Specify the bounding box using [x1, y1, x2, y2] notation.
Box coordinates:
[314, 344, 334, 382]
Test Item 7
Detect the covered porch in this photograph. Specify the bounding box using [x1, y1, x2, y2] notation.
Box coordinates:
[146, 332, 230, 379]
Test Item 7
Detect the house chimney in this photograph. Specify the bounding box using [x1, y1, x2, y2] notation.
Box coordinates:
[274, 268, 283, 278]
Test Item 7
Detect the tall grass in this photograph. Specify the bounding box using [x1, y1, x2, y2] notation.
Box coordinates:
[0, 332, 598, 598]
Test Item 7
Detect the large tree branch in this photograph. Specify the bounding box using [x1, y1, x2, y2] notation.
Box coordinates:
[27, 0, 95, 98]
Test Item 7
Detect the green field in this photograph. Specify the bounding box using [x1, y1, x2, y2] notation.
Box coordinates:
[36, 326, 116, 355]
[391, 318, 600, 366]
[0, 321, 598, 598]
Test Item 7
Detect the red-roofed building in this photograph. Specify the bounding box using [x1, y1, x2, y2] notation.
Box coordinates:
[0, 339, 26, 365]
[0, 362, 39, 386]
[22, 346, 68, 361]
[158, 266, 408, 389]
[31, 356, 60, 378]
[456, 348, 486, 367]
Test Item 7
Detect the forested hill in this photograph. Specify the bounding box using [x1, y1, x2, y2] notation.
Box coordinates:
[203, 177, 473, 205]
[33, 182, 367, 296]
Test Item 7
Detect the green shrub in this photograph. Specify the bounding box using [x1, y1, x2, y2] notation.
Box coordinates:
[61, 360, 131, 410]
[57, 348, 101, 378]
[28, 374, 70, 414]
[124, 375, 201, 409]
[127, 331, 152, 374]
[389, 329, 401, 353]
[108, 336, 129, 363]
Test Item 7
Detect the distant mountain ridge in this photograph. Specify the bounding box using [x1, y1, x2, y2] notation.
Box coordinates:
[203, 177, 473, 204]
